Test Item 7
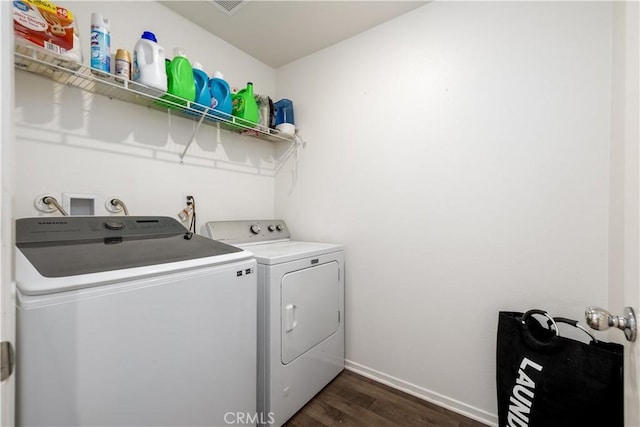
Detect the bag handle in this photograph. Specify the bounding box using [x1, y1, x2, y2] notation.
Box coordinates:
[550, 316, 598, 343]
[522, 309, 559, 336]
[522, 310, 598, 343]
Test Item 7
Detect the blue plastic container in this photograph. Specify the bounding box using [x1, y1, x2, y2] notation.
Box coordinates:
[274, 99, 295, 126]
[208, 71, 233, 120]
[192, 62, 211, 112]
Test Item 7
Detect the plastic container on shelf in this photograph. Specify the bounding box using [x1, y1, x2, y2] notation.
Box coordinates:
[274, 98, 295, 136]
[90, 13, 110, 76]
[162, 48, 195, 109]
[231, 82, 259, 128]
[132, 31, 167, 92]
[192, 61, 211, 111]
[208, 71, 233, 121]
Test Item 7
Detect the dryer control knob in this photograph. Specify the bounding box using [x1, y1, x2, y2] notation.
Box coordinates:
[276, 224, 284, 232]
[250, 224, 261, 235]
[104, 220, 124, 230]
[268, 225, 276, 232]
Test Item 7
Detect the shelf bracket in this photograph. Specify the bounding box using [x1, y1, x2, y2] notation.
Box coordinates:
[179, 106, 211, 162]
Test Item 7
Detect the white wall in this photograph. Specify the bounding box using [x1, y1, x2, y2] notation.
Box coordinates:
[14, 1, 279, 221]
[275, 2, 613, 424]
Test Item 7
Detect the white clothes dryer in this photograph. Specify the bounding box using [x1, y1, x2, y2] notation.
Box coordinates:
[203, 220, 344, 426]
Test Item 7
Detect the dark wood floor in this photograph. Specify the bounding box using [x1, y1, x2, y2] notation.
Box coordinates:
[284, 370, 489, 427]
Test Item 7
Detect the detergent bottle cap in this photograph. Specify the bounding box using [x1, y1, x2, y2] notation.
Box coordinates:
[192, 61, 204, 71]
[174, 47, 188, 58]
[213, 71, 224, 79]
[141, 31, 157, 43]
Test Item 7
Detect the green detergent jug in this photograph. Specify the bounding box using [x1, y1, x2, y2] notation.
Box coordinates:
[161, 48, 195, 110]
[232, 82, 259, 128]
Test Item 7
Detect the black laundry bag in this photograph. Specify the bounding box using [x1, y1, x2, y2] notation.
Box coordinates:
[496, 310, 624, 427]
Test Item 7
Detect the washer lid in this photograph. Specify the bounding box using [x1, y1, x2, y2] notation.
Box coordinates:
[16, 216, 245, 278]
[241, 241, 343, 265]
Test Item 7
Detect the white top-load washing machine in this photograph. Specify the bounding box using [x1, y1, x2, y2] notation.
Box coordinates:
[16, 216, 257, 426]
[203, 220, 344, 426]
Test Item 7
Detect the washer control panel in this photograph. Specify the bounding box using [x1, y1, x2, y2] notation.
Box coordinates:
[202, 220, 290, 244]
[16, 216, 187, 244]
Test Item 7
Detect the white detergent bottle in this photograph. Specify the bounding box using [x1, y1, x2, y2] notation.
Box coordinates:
[132, 31, 167, 92]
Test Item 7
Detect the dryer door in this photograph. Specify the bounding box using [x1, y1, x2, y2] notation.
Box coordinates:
[281, 261, 340, 364]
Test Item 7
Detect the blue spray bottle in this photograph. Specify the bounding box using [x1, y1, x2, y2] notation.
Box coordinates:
[90, 13, 110, 76]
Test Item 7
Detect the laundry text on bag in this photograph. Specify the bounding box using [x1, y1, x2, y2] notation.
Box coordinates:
[507, 357, 543, 427]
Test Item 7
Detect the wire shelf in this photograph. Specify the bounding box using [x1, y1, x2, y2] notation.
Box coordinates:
[14, 42, 294, 157]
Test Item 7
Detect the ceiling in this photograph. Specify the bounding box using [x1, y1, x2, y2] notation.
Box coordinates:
[160, 1, 428, 68]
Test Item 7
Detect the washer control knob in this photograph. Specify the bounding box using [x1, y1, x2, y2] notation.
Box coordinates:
[276, 224, 284, 232]
[268, 225, 276, 232]
[104, 220, 124, 230]
[250, 224, 261, 235]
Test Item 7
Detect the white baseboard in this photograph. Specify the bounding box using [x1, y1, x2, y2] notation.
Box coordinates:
[344, 359, 499, 427]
